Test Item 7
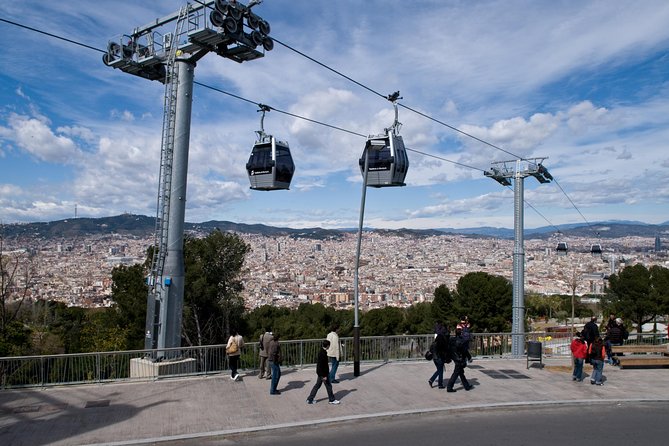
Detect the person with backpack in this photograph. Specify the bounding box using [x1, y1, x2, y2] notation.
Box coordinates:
[588, 336, 606, 386]
[446, 327, 473, 392]
[226, 328, 244, 381]
[306, 339, 341, 405]
[428, 324, 450, 389]
[570, 331, 587, 381]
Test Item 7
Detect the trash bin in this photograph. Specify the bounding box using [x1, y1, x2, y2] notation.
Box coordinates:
[527, 341, 542, 369]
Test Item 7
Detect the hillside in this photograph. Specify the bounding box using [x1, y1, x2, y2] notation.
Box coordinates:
[1, 214, 668, 241]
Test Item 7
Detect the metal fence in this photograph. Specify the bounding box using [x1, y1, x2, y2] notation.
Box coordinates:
[1, 332, 666, 389]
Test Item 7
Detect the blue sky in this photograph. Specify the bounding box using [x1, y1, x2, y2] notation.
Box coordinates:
[1, 0, 668, 230]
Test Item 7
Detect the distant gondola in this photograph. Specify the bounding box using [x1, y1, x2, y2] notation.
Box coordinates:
[590, 244, 602, 255]
[556, 242, 568, 255]
[246, 135, 294, 191]
[359, 133, 409, 188]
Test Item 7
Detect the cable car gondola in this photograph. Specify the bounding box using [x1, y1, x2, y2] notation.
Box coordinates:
[359, 92, 409, 188]
[556, 241, 568, 255]
[590, 244, 602, 256]
[246, 105, 295, 191]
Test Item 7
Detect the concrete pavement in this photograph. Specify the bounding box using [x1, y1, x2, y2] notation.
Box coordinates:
[1, 358, 668, 446]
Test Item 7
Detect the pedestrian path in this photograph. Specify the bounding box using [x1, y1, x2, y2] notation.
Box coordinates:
[1, 358, 667, 446]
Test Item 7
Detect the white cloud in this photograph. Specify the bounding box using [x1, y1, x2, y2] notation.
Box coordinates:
[3, 112, 81, 163]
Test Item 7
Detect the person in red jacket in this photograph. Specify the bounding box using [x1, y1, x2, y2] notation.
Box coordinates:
[570, 331, 588, 381]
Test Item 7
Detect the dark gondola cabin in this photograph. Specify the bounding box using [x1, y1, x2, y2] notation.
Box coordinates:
[591, 244, 602, 255]
[556, 242, 568, 255]
[359, 133, 409, 187]
[246, 135, 294, 191]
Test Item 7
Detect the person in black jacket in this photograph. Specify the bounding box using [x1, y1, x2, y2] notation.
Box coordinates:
[306, 340, 340, 405]
[583, 316, 600, 344]
[446, 328, 473, 393]
[605, 318, 628, 365]
[428, 328, 450, 389]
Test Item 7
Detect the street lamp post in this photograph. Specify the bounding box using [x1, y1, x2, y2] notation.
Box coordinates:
[353, 150, 371, 377]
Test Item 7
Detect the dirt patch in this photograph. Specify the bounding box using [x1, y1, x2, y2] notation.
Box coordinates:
[544, 365, 572, 373]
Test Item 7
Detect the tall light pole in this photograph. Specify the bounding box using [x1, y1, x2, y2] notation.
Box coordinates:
[485, 158, 552, 356]
[353, 92, 408, 376]
[103, 1, 273, 357]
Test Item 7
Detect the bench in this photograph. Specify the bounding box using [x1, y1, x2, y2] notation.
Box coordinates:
[611, 344, 669, 369]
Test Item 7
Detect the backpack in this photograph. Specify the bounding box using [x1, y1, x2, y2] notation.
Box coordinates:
[461, 326, 471, 342]
[226, 337, 239, 355]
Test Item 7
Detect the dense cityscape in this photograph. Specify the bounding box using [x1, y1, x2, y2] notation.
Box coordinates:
[2, 222, 667, 311]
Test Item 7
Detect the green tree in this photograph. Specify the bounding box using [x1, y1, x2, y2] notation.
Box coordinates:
[405, 301, 433, 334]
[431, 284, 457, 328]
[361, 306, 406, 336]
[243, 304, 291, 340]
[80, 309, 129, 352]
[182, 230, 250, 346]
[604, 264, 669, 333]
[108, 263, 148, 350]
[649, 265, 669, 316]
[453, 272, 512, 332]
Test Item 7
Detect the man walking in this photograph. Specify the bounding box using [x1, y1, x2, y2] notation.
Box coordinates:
[326, 323, 341, 383]
[446, 327, 473, 393]
[306, 339, 340, 405]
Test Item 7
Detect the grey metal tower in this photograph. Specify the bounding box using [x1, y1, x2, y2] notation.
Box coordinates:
[485, 158, 552, 356]
[103, 1, 274, 358]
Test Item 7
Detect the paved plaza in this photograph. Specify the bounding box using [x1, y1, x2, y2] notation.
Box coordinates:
[1, 358, 668, 446]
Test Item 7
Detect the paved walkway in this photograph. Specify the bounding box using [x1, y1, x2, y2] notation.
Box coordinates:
[1, 358, 668, 445]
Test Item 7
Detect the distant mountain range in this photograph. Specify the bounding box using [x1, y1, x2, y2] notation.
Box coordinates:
[2, 214, 668, 240]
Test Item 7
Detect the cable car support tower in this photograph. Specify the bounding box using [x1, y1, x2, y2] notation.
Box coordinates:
[484, 158, 553, 357]
[103, 0, 274, 359]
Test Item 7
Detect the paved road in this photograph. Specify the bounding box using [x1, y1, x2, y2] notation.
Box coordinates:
[1, 358, 668, 445]
[175, 402, 669, 446]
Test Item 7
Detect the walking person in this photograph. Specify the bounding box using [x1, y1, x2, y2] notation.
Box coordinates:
[258, 328, 273, 379]
[446, 327, 473, 392]
[583, 315, 600, 364]
[428, 327, 450, 389]
[226, 328, 244, 381]
[306, 339, 341, 405]
[326, 323, 341, 383]
[588, 336, 606, 386]
[570, 331, 587, 381]
[457, 316, 473, 362]
[268, 333, 282, 395]
[583, 316, 600, 345]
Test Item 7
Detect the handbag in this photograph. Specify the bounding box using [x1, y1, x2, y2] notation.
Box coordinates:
[226, 337, 239, 354]
[424, 350, 434, 361]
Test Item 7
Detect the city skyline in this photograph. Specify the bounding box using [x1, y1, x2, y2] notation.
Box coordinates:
[1, 1, 669, 230]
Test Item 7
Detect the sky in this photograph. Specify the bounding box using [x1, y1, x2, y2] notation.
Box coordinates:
[1, 0, 668, 231]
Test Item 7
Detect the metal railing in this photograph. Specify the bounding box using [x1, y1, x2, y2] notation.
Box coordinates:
[1, 332, 666, 389]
